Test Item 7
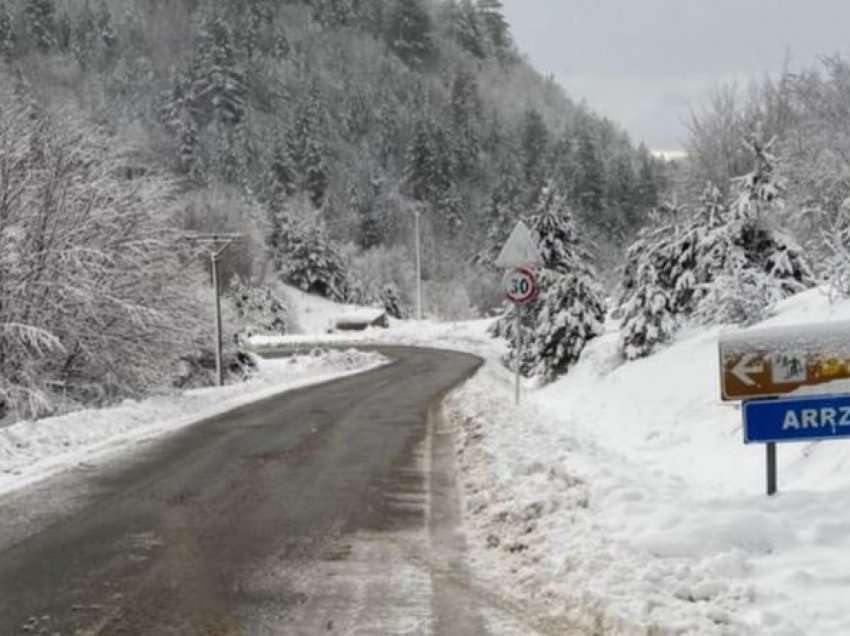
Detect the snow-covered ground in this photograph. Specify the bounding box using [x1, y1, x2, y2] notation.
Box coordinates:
[0, 349, 387, 496]
[277, 283, 386, 334]
[432, 289, 850, 636]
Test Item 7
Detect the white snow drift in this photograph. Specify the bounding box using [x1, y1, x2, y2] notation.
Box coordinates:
[440, 288, 850, 636]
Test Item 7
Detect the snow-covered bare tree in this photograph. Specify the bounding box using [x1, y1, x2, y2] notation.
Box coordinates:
[0, 80, 207, 419]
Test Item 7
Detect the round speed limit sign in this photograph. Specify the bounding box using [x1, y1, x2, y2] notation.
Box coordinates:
[505, 267, 537, 304]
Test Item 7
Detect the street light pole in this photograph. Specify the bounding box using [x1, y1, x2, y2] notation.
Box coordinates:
[414, 208, 423, 320]
[211, 251, 224, 386]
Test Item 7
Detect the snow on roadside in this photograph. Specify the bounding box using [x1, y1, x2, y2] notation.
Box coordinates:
[441, 287, 850, 636]
[0, 349, 388, 496]
[277, 283, 384, 334]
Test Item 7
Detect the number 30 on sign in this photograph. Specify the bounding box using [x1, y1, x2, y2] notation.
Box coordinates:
[506, 268, 537, 304]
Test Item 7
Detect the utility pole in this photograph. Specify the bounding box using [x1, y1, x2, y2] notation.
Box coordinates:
[414, 208, 423, 320]
[185, 233, 242, 387]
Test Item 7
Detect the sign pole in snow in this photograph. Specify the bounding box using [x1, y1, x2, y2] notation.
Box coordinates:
[766, 442, 777, 496]
[186, 233, 242, 387]
[414, 208, 423, 320]
[515, 304, 521, 404]
[497, 221, 543, 406]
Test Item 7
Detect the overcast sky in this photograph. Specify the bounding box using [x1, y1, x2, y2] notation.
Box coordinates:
[500, 0, 850, 152]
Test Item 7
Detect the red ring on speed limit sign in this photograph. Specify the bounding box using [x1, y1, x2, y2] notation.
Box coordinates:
[506, 267, 537, 304]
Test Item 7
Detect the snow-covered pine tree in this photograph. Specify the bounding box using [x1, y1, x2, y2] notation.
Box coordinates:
[0, 2, 14, 59]
[72, 1, 97, 68]
[386, 0, 435, 68]
[268, 213, 353, 303]
[161, 71, 200, 174]
[286, 85, 329, 208]
[614, 197, 701, 356]
[193, 13, 246, 127]
[823, 199, 850, 301]
[616, 133, 815, 359]
[619, 259, 676, 361]
[497, 183, 606, 380]
[96, 1, 116, 55]
[228, 276, 288, 337]
[381, 283, 406, 319]
[24, 0, 56, 52]
[455, 0, 486, 59]
[476, 0, 511, 54]
[693, 133, 814, 324]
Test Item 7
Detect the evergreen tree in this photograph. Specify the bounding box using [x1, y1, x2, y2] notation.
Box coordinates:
[619, 260, 676, 361]
[381, 283, 406, 319]
[313, 0, 356, 28]
[386, 0, 435, 68]
[0, 2, 14, 59]
[475, 162, 523, 267]
[455, 0, 486, 59]
[616, 136, 815, 359]
[161, 71, 200, 174]
[286, 85, 329, 208]
[405, 115, 454, 206]
[498, 183, 606, 380]
[575, 126, 605, 215]
[477, 0, 511, 54]
[72, 2, 97, 68]
[520, 108, 549, 201]
[268, 214, 354, 302]
[96, 1, 116, 55]
[229, 276, 289, 336]
[269, 126, 297, 200]
[635, 143, 660, 209]
[54, 9, 71, 51]
[193, 14, 246, 127]
[450, 68, 481, 179]
[25, 0, 56, 53]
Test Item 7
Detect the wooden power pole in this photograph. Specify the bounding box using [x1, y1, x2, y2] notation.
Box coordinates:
[185, 233, 242, 387]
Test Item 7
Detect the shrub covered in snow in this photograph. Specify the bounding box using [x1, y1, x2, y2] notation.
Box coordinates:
[228, 276, 289, 337]
[616, 134, 814, 359]
[380, 283, 406, 319]
[267, 210, 358, 303]
[0, 78, 207, 418]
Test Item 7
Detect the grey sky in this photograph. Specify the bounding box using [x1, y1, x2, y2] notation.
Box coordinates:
[500, 0, 850, 151]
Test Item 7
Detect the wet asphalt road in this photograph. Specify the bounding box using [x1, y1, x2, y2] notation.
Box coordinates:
[0, 346, 487, 635]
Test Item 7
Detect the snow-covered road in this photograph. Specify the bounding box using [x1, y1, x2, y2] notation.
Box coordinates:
[0, 349, 388, 496]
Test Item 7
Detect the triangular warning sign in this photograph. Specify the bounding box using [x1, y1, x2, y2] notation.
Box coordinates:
[495, 221, 543, 268]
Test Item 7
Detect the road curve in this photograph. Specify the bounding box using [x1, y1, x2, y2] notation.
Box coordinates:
[0, 346, 487, 635]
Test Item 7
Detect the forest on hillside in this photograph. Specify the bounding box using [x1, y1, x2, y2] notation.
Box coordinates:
[11, 0, 850, 423]
[0, 0, 669, 418]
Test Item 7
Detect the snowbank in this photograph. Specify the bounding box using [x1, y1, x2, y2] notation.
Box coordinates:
[444, 288, 850, 635]
[277, 284, 385, 334]
[0, 349, 388, 496]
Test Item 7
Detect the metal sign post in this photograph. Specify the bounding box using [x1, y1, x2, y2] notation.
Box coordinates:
[505, 267, 538, 405]
[495, 222, 543, 407]
[766, 442, 777, 496]
[186, 233, 242, 387]
[515, 304, 521, 404]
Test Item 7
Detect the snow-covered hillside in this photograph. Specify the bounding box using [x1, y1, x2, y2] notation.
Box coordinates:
[444, 288, 850, 635]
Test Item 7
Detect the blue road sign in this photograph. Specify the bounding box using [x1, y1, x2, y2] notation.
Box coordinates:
[744, 394, 850, 444]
